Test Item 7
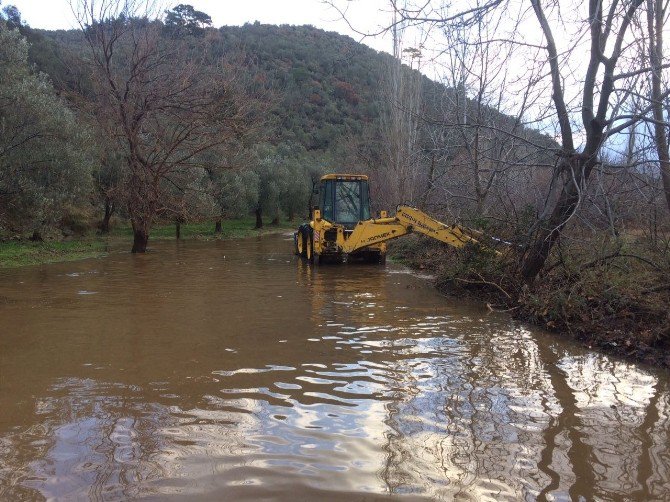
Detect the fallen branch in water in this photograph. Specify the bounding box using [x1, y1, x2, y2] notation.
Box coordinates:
[486, 302, 520, 313]
[455, 273, 512, 300]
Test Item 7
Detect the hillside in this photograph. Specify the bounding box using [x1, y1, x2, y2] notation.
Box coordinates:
[27, 22, 552, 156]
[213, 23, 388, 150]
[25, 23, 391, 152]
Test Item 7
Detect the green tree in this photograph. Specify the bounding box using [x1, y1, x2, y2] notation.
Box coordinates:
[94, 145, 124, 233]
[164, 4, 212, 37]
[250, 142, 331, 228]
[213, 169, 260, 226]
[1, 3, 21, 30]
[163, 166, 216, 239]
[0, 24, 92, 238]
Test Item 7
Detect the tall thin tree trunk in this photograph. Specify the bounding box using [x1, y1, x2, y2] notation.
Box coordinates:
[520, 0, 631, 282]
[254, 207, 263, 229]
[647, 0, 670, 213]
[100, 199, 114, 234]
[215, 217, 222, 233]
[473, 124, 484, 215]
[128, 170, 153, 253]
[175, 220, 181, 240]
[419, 153, 436, 210]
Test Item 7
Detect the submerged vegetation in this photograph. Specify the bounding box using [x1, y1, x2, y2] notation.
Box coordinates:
[391, 235, 670, 368]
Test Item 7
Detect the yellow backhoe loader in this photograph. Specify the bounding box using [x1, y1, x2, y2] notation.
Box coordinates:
[294, 174, 495, 264]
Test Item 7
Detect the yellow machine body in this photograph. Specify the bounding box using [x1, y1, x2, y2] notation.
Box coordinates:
[294, 174, 492, 264]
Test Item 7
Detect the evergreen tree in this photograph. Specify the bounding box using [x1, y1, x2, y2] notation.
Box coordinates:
[164, 4, 212, 37]
[0, 22, 92, 237]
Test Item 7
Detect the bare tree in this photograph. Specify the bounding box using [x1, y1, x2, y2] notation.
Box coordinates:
[423, 8, 549, 223]
[332, 0, 669, 282]
[381, 8, 424, 206]
[519, 0, 664, 280]
[645, 0, 670, 213]
[74, 0, 257, 252]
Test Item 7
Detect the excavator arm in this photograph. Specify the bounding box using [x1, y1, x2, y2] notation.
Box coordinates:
[341, 219, 409, 253]
[341, 205, 488, 254]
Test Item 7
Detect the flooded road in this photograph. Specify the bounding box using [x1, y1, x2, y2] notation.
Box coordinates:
[1, 234, 669, 500]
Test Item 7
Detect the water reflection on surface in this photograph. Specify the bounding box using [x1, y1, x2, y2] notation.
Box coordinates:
[0, 235, 669, 500]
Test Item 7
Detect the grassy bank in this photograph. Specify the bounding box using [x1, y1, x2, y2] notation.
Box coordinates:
[0, 240, 109, 268]
[0, 217, 296, 269]
[390, 235, 670, 369]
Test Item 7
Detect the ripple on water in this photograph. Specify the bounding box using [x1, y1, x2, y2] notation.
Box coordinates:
[0, 237, 668, 500]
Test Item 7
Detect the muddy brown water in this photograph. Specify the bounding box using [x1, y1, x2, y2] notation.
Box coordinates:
[0, 234, 669, 500]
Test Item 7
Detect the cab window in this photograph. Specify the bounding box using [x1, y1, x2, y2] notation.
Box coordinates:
[335, 181, 362, 223]
[319, 180, 334, 221]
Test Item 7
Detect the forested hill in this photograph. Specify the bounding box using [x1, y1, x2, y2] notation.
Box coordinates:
[4, 10, 557, 242]
[30, 20, 553, 168]
[214, 23, 388, 150]
[28, 23, 396, 152]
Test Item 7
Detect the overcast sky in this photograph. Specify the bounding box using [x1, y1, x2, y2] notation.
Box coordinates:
[8, 0, 395, 53]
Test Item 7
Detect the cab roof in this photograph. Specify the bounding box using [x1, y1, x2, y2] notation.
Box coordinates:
[320, 174, 368, 181]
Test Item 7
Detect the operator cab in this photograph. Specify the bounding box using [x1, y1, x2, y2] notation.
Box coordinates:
[317, 174, 371, 229]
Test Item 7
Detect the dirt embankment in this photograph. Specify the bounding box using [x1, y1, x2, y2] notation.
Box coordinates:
[390, 236, 670, 369]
